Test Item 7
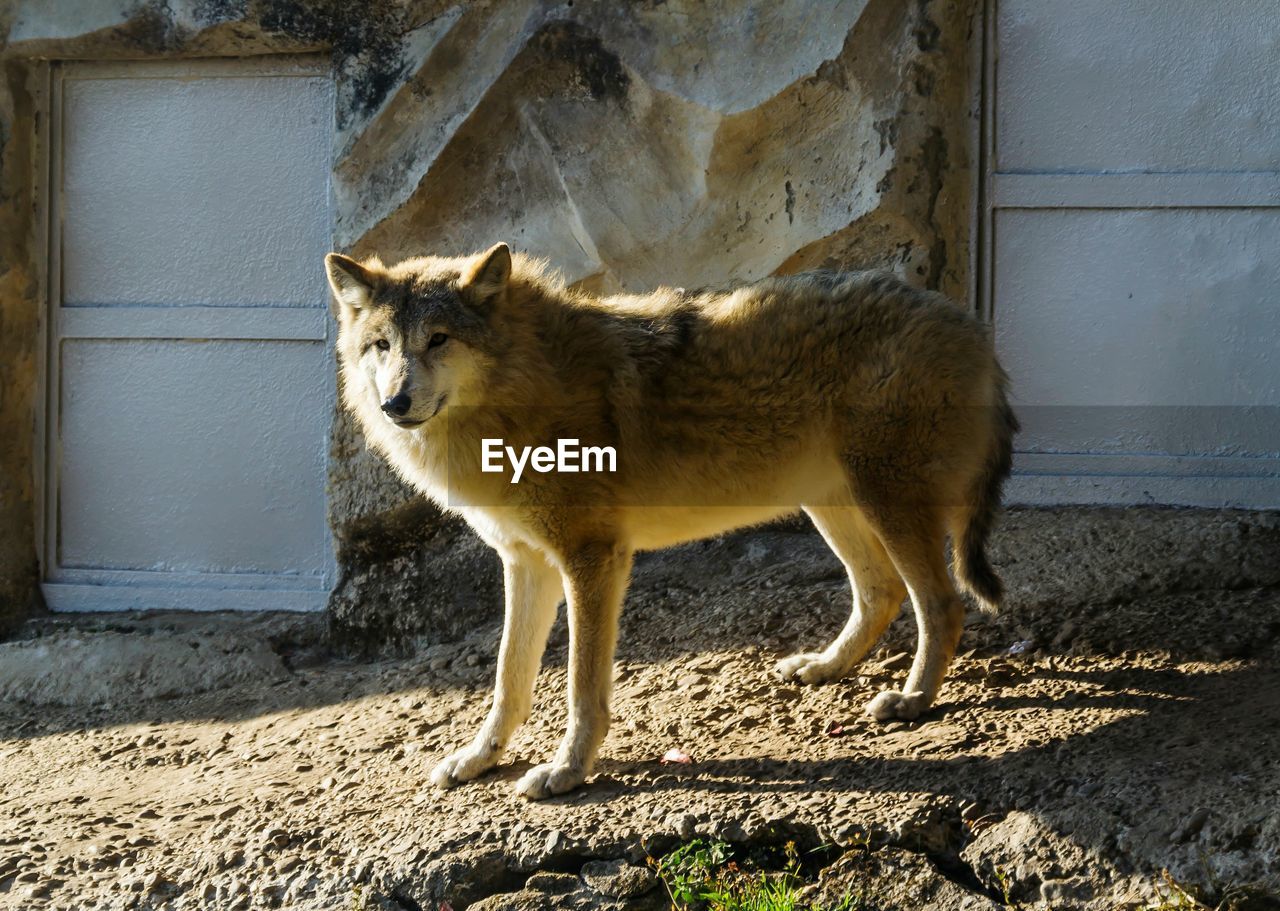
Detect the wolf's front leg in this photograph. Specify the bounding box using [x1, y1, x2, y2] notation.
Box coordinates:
[431, 546, 562, 789]
[516, 541, 632, 800]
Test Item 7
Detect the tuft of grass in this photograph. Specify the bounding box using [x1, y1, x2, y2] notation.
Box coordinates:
[1136, 869, 1268, 911]
[992, 864, 1021, 909]
[349, 883, 368, 911]
[1142, 871, 1216, 911]
[650, 839, 864, 911]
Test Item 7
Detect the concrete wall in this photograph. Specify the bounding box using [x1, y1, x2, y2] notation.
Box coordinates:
[0, 0, 981, 647]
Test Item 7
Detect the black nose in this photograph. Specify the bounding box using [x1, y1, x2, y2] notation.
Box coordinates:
[381, 393, 412, 417]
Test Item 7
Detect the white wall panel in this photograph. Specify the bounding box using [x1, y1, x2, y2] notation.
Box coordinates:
[997, 0, 1280, 173]
[57, 339, 329, 577]
[43, 58, 334, 611]
[61, 68, 331, 307]
[985, 1, 1280, 507]
[995, 209, 1280, 411]
[995, 208, 1280, 463]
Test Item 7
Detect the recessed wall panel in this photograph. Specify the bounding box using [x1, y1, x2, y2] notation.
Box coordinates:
[57, 338, 330, 577]
[994, 208, 1280, 458]
[997, 0, 1280, 173]
[61, 72, 331, 307]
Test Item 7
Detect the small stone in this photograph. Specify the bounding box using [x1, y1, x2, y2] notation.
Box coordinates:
[580, 859, 658, 898]
[879, 652, 912, 671]
[669, 812, 698, 840]
[525, 871, 579, 894]
[1170, 807, 1210, 844]
[1040, 876, 1094, 904]
[543, 830, 567, 856]
[710, 817, 747, 842]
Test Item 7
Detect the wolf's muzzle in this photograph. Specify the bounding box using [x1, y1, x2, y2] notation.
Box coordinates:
[381, 393, 412, 417]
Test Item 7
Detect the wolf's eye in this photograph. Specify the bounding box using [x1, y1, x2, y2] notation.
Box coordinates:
[428, 333, 448, 349]
[374, 339, 390, 352]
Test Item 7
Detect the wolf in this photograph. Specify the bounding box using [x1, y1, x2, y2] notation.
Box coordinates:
[325, 243, 1017, 799]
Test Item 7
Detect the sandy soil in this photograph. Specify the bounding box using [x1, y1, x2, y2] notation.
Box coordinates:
[2, 528, 1278, 910]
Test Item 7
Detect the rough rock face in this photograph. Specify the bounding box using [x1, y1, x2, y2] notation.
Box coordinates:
[345, 0, 976, 299]
[0, 0, 978, 645]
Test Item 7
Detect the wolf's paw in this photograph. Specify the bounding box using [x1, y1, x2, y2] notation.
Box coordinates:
[514, 761, 586, 800]
[774, 652, 848, 685]
[865, 689, 929, 722]
[430, 741, 500, 790]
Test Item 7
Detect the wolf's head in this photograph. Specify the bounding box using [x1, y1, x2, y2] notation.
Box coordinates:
[325, 244, 512, 431]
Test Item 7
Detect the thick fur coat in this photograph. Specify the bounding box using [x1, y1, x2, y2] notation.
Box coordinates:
[327, 244, 1016, 798]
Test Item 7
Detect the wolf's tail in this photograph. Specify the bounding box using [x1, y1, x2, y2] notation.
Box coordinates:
[953, 372, 1019, 612]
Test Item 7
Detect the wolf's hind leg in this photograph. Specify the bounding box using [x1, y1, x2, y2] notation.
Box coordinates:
[516, 541, 632, 800]
[860, 505, 965, 722]
[776, 505, 907, 684]
[431, 545, 562, 789]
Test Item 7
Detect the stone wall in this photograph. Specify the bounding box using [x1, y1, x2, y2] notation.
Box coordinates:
[0, 0, 980, 647]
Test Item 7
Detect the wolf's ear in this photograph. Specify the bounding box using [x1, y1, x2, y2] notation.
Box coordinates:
[325, 253, 376, 313]
[461, 243, 511, 303]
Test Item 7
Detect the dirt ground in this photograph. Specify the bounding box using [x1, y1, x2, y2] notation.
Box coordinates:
[2, 526, 1278, 911]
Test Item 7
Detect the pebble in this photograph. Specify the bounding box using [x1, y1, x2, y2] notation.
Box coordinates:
[669, 812, 698, 840]
[879, 652, 912, 672]
[542, 830, 568, 856]
[525, 871, 579, 894]
[1170, 807, 1210, 844]
[580, 859, 658, 898]
[708, 816, 747, 842]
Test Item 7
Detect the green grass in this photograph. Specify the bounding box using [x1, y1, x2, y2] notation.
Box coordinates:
[650, 839, 864, 911]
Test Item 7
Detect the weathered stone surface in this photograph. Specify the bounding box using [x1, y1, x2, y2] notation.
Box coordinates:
[466, 860, 664, 911]
[579, 859, 658, 898]
[0, 10, 42, 638]
[812, 847, 1003, 911]
[327, 497, 503, 656]
[347, 0, 975, 302]
[0, 629, 287, 706]
[960, 811, 1110, 908]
